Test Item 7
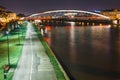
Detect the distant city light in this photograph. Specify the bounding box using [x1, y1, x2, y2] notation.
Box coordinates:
[64, 13, 77, 16]
[68, 22, 75, 26]
[34, 20, 42, 23]
[94, 10, 101, 13]
[20, 17, 25, 20]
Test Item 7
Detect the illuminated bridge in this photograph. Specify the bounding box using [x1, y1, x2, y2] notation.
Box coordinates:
[28, 10, 111, 25]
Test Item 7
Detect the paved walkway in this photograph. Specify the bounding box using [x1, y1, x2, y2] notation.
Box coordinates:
[12, 22, 57, 80]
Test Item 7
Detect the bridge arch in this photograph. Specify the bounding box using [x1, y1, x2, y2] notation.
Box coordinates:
[29, 10, 110, 20]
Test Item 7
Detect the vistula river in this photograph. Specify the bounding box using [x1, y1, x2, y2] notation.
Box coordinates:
[41, 22, 120, 80]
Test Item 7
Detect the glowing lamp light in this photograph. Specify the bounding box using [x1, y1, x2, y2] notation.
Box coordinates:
[70, 22, 75, 26]
[6, 31, 9, 34]
[113, 20, 117, 24]
[20, 17, 25, 20]
[34, 20, 41, 23]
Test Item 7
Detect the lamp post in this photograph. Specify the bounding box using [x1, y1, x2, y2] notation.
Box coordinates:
[17, 25, 20, 45]
[20, 24, 23, 37]
[6, 31, 10, 66]
[21, 26, 24, 37]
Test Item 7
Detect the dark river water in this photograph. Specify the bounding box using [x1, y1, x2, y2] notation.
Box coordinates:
[41, 23, 120, 80]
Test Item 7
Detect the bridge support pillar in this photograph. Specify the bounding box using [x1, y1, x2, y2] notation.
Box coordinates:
[118, 19, 120, 24]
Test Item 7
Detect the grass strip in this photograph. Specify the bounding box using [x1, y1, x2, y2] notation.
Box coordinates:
[0, 23, 27, 80]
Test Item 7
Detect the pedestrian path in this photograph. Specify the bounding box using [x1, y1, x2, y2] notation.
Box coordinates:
[12, 22, 57, 80]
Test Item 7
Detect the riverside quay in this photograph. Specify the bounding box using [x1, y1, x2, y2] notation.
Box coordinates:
[0, 9, 120, 80]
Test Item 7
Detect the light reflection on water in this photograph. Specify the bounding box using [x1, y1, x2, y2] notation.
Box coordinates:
[42, 25, 120, 80]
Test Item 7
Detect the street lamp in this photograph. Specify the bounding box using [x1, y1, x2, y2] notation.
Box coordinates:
[6, 31, 10, 66]
[17, 25, 21, 45]
[20, 24, 24, 37]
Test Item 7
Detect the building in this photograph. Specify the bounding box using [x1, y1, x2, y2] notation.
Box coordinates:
[6, 12, 17, 21]
[0, 6, 17, 28]
[101, 9, 120, 20]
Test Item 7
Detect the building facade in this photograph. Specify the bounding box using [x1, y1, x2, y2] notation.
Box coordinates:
[101, 9, 120, 24]
[0, 6, 17, 28]
[101, 9, 120, 20]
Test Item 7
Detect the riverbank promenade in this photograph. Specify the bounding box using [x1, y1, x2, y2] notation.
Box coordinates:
[12, 22, 57, 80]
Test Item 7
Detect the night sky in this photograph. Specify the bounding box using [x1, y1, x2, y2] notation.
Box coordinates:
[0, 0, 120, 15]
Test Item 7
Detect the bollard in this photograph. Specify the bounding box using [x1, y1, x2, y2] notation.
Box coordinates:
[3, 65, 9, 80]
[4, 69, 7, 80]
